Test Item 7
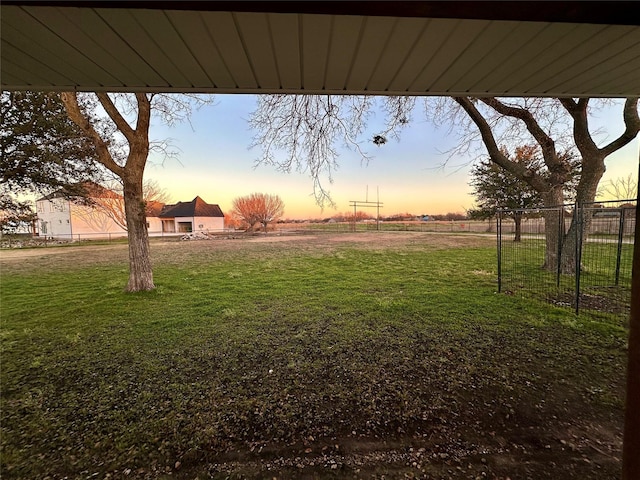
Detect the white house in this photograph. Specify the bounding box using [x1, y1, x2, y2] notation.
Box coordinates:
[36, 186, 224, 240]
[36, 187, 128, 240]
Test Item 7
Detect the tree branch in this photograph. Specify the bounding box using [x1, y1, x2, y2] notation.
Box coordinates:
[135, 93, 151, 137]
[96, 93, 135, 143]
[478, 97, 558, 166]
[600, 98, 640, 157]
[453, 97, 548, 193]
[59, 92, 124, 177]
[127, 93, 151, 172]
[558, 98, 600, 156]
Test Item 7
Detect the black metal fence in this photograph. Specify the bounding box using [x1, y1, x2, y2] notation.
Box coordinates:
[497, 199, 636, 316]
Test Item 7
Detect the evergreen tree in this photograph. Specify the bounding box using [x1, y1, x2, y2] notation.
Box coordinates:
[470, 146, 544, 242]
[1, 91, 101, 200]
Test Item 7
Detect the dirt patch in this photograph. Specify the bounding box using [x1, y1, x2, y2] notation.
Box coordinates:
[244, 233, 318, 243]
[0, 231, 495, 271]
[0, 243, 125, 262]
[167, 422, 622, 479]
[549, 290, 631, 315]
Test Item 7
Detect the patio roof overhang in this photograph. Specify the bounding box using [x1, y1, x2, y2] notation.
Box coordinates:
[2, 1, 639, 96]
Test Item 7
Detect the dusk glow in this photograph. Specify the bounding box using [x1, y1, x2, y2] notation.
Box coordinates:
[145, 95, 639, 220]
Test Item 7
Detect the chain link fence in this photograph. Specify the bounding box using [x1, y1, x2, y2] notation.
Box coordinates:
[497, 199, 636, 317]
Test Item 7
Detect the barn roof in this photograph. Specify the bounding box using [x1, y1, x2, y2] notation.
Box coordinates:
[159, 196, 224, 218]
[145, 200, 166, 218]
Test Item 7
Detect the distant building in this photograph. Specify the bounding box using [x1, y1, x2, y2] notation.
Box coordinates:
[158, 196, 225, 233]
[35, 186, 224, 240]
[36, 184, 127, 240]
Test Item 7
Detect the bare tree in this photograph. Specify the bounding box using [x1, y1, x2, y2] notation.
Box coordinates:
[231, 193, 285, 233]
[0, 195, 36, 236]
[60, 93, 210, 292]
[88, 179, 171, 231]
[223, 211, 244, 230]
[250, 96, 639, 272]
[70, 200, 122, 233]
[451, 97, 639, 272]
[142, 179, 171, 205]
[249, 95, 413, 207]
[340, 211, 372, 222]
[598, 173, 639, 202]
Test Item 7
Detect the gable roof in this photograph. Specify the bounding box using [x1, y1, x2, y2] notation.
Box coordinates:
[159, 196, 224, 218]
[36, 181, 120, 202]
[37, 190, 68, 202]
[145, 200, 166, 217]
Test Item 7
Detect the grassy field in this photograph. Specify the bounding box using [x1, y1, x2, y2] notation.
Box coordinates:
[0, 232, 629, 479]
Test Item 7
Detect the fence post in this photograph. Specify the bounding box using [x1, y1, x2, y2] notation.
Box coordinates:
[497, 211, 502, 293]
[557, 207, 564, 288]
[615, 209, 625, 286]
[575, 203, 583, 315]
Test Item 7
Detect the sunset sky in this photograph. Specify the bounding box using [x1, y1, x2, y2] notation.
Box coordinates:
[144, 96, 639, 220]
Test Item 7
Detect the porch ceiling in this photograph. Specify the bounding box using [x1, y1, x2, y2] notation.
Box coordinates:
[2, 1, 639, 97]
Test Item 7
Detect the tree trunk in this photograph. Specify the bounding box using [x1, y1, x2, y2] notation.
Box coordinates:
[543, 199, 586, 275]
[541, 186, 566, 271]
[123, 173, 154, 292]
[513, 212, 522, 242]
[562, 155, 606, 273]
[559, 217, 579, 274]
[541, 153, 605, 274]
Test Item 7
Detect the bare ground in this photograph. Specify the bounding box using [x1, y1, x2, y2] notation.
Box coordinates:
[0, 231, 495, 268]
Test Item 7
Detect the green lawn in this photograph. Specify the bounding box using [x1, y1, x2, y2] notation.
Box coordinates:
[0, 233, 629, 479]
